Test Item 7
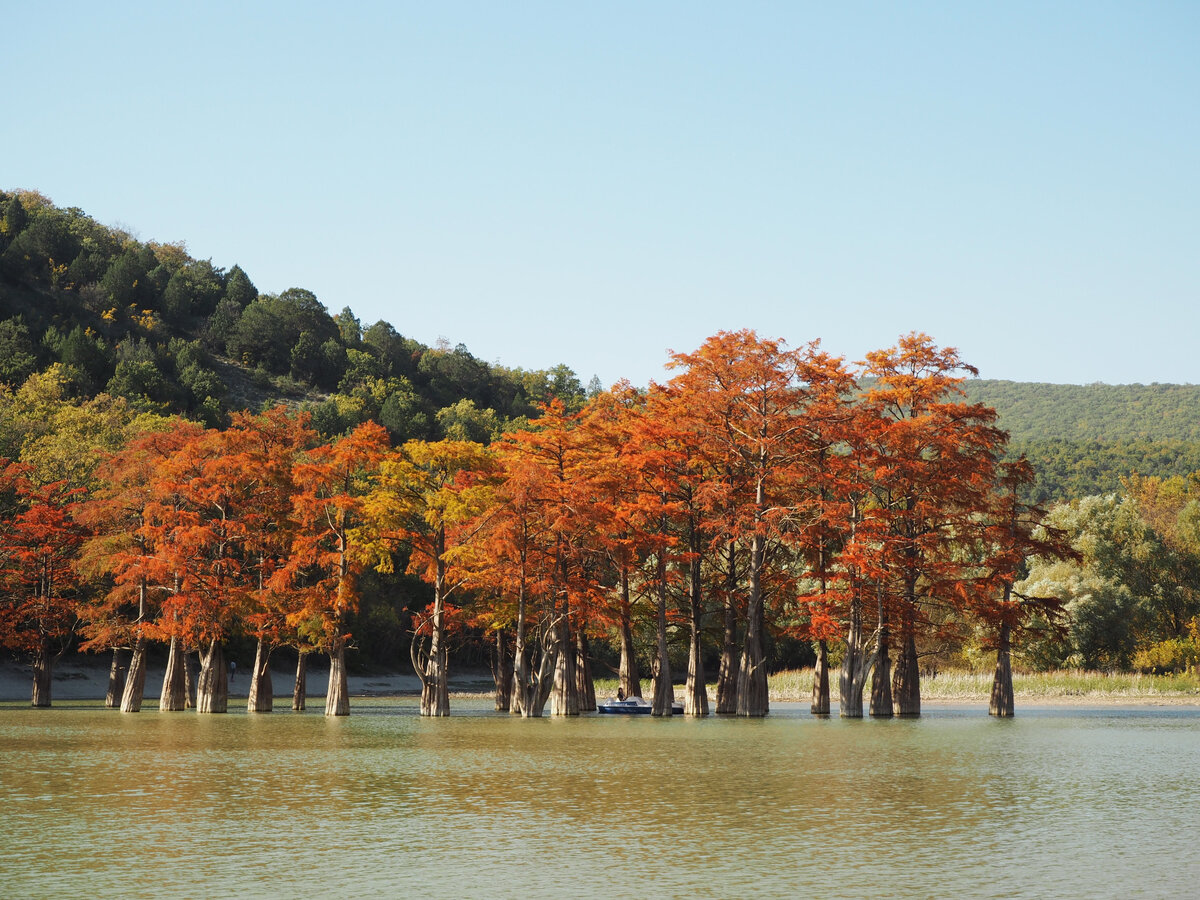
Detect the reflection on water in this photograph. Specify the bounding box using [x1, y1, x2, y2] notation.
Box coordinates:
[3, 702, 1200, 898]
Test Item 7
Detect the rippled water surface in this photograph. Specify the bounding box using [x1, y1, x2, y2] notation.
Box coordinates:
[3, 700, 1200, 898]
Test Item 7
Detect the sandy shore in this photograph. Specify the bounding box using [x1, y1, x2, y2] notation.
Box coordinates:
[0, 657, 495, 703]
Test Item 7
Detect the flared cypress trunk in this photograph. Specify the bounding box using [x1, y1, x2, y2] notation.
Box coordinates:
[105, 649, 127, 708]
[493, 629, 513, 712]
[617, 569, 641, 698]
[685, 553, 708, 716]
[736, 535, 769, 718]
[120, 639, 148, 713]
[31, 639, 52, 708]
[575, 631, 596, 712]
[160, 637, 187, 711]
[811, 640, 830, 716]
[326, 639, 349, 717]
[839, 585, 877, 718]
[990, 620, 1015, 718]
[247, 639, 273, 713]
[196, 639, 228, 714]
[293, 651, 307, 711]
[551, 613, 579, 716]
[871, 597, 893, 717]
[716, 541, 739, 714]
[893, 621, 921, 717]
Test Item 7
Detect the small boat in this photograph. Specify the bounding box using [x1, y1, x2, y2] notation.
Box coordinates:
[596, 696, 685, 715]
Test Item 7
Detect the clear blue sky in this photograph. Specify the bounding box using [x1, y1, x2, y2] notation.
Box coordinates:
[6, 2, 1198, 387]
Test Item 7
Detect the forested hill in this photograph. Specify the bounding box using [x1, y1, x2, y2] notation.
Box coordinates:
[3, 189, 1198, 504]
[963, 380, 1200, 443]
[0, 189, 591, 443]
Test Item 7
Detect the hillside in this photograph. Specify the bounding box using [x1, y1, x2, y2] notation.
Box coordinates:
[3, 188, 1199, 504]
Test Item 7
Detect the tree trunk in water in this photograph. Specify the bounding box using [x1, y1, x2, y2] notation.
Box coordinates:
[716, 542, 739, 714]
[893, 628, 921, 717]
[492, 630, 513, 712]
[105, 649, 127, 708]
[684, 553, 708, 717]
[838, 588, 876, 718]
[652, 565, 674, 717]
[422, 557, 451, 717]
[811, 640, 830, 716]
[736, 536, 769, 717]
[575, 631, 596, 712]
[293, 652, 307, 711]
[196, 639, 228, 714]
[326, 640, 349, 717]
[990, 620, 1015, 718]
[870, 612, 894, 718]
[617, 570, 642, 698]
[121, 639, 148, 713]
[160, 637, 187, 711]
[247, 639, 273, 713]
[183, 650, 197, 709]
[551, 614, 579, 717]
[31, 640, 52, 708]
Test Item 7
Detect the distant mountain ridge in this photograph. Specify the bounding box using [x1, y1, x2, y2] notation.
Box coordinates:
[963, 380, 1200, 445]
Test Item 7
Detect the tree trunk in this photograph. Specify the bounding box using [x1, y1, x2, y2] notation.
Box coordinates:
[31, 639, 52, 708]
[893, 624, 921, 717]
[871, 606, 894, 718]
[183, 649, 197, 709]
[716, 541, 739, 714]
[839, 586, 877, 718]
[575, 631, 596, 712]
[160, 636, 187, 711]
[811, 640, 830, 715]
[617, 569, 642, 698]
[492, 629, 513, 712]
[247, 639, 273, 713]
[293, 651, 307, 711]
[421, 554, 451, 717]
[105, 649, 127, 708]
[551, 608, 579, 717]
[196, 639, 228, 714]
[121, 639, 148, 713]
[736, 535, 769, 717]
[990, 620, 1015, 717]
[652, 561, 674, 717]
[326, 639, 349, 717]
[684, 552, 708, 717]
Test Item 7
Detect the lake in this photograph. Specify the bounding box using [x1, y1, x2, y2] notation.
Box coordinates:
[2, 700, 1199, 898]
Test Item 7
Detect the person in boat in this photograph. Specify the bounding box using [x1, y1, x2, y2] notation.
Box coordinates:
[617, 687, 625, 701]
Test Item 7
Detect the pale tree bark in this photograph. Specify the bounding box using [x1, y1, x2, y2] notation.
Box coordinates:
[183, 649, 197, 709]
[160, 636, 187, 711]
[326, 638, 349, 717]
[839, 584, 880, 718]
[105, 649, 127, 708]
[196, 638, 229, 714]
[550, 613, 579, 716]
[419, 534, 451, 717]
[293, 651, 307, 711]
[575, 631, 596, 712]
[120, 639, 148, 713]
[247, 639, 273, 713]
[684, 552, 709, 717]
[617, 568, 642, 698]
[736, 532, 769, 718]
[716, 542, 740, 715]
[810, 640, 830, 716]
[990, 619, 1015, 718]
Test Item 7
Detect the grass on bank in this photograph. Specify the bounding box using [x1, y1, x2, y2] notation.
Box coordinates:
[596, 669, 1200, 703]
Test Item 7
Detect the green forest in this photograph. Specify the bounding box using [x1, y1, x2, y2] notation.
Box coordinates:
[4, 189, 1200, 709]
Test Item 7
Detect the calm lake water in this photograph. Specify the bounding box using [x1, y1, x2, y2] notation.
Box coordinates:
[2, 699, 1199, 899]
